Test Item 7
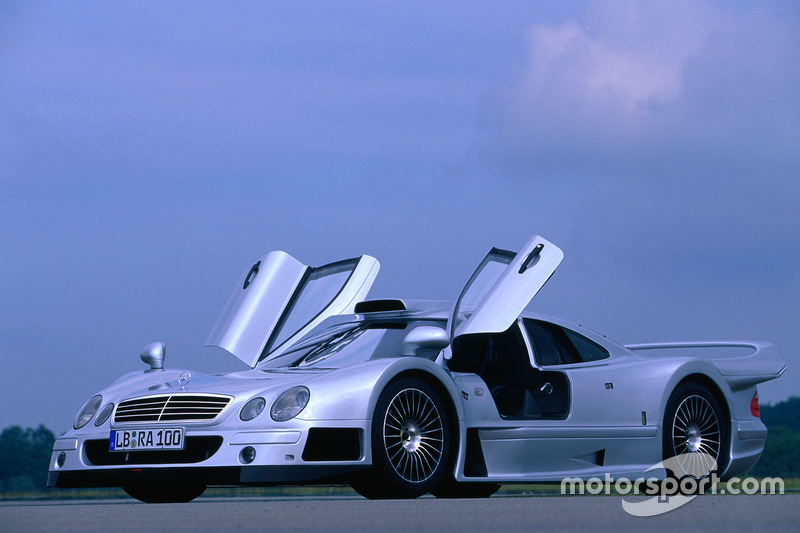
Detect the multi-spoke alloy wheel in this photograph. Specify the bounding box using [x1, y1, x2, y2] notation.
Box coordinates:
[663, 382, 728, 480]
[383, 387, 445, 484]
[347, 378, 450, 499]
[671, 394, 720, 475]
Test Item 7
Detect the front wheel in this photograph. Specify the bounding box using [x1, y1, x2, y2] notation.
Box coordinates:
[662, 382, 728, 479]
[348, 378, 450, 499]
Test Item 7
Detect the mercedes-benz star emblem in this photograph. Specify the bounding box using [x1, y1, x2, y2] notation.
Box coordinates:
[178, 371, 191, 390]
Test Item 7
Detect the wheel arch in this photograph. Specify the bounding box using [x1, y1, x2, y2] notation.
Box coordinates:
[386, 370, 461, 437]
[368, 359, 465, 423]
[671, 373, 731, 426]
[655, 361, 732, 428]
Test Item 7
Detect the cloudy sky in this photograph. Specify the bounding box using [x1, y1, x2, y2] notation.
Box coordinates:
[2, 1, 798, 432]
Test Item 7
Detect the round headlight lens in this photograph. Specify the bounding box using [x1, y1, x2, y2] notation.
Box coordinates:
[270, 386, 310, 422]
[73, 395, 103, 429]
[239, 397, 266, 421]
[94, 403, 115, 426]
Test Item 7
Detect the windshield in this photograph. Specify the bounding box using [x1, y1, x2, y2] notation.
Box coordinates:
[260, 320, 443, 369]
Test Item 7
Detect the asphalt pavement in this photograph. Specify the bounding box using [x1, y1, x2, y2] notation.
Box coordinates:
[2, 494, 798, 532]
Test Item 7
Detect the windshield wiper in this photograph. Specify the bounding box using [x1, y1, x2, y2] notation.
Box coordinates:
[288, 327, 363, 367]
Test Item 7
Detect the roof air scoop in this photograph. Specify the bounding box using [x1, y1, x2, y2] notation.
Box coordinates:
[354, 299, 407, 314]
[140, 341, 166, 371]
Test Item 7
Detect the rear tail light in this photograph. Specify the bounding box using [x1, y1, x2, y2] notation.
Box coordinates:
[750, 390, 760, 417]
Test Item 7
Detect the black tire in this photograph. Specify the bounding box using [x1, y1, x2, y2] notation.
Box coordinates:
[662, 382, 729, 479]
[123, 481, 206, 503]
[431, 478, 500, 499]
[348, 378, 450, 499]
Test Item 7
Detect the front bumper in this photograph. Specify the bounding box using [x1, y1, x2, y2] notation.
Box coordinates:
[48, 422, 369, 489]
[48, 464, 366, 488]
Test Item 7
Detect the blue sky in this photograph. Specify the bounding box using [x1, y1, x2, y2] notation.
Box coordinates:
[1, 1, 798, 432]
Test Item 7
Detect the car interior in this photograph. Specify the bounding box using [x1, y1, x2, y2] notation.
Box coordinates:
[448, 324, 570, 419]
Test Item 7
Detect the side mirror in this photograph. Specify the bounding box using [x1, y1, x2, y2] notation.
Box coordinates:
[140, 341, 166, 371]
[402, 326, 449, 356]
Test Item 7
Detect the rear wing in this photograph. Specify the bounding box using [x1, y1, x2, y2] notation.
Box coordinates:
[626, 341, 786, 391]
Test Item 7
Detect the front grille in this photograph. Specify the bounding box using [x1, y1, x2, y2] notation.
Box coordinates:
[85, 436, 223, 465]
[114, 394, 232, 424]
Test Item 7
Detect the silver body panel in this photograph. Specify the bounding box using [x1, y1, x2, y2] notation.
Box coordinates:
[49, 236, 785, 492]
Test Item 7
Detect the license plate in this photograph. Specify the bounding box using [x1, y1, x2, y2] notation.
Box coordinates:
[109, 428, 185, 452]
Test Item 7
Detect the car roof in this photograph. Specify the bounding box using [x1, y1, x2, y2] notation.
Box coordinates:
[340, 299, 593, 335]
[275, 299, 626, 362]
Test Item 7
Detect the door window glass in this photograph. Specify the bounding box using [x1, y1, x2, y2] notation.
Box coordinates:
[266, 260, 357, 354]
[450, 249, 515, 337]
[523, 319, 608, 365]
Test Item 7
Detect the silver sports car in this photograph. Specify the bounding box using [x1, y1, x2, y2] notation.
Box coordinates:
[48, 235, 785, 502]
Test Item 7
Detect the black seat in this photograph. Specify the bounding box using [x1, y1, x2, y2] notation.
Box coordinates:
[449, 326, 561, 419]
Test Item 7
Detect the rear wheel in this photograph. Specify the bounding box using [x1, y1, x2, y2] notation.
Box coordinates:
[123, 482, 206, 503]
[663, 382, 728, 479]
[348, 378, 450, 499]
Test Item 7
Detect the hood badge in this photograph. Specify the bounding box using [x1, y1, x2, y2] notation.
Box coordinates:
[178, 371, 192, 390]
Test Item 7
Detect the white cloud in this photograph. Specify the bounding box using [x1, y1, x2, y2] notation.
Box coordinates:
[488, 0, 800, 175]
[524, 19, 683, 124]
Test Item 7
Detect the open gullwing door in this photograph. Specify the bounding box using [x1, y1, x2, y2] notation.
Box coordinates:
[206, 251, 379, 367]
[450, 234, 563, 343]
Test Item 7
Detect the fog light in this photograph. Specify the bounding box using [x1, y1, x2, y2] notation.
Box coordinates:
[240, 446, 256, 464]
[57, 452, 66, 468]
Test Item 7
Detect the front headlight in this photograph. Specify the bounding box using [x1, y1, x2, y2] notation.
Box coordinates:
[94, 402, 115, 426]
[73, 395, 103, 429]
[240, 397, 266, 421]
[270, 386, 310, 422]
